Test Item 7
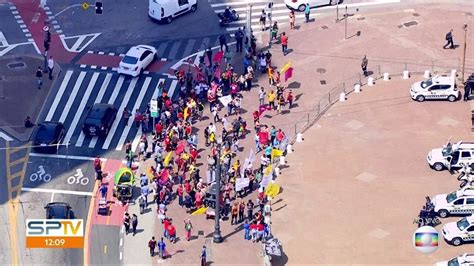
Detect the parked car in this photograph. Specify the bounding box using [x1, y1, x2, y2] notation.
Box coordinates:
[285, 0, 337, 12]
[33, 122, 66, 153]
[433, 189, 474, 218]
[435, 253, 474, 266]
[45, 202, 74, 219]
[82, 103, 117, 137]
[442, 215, 474, 246]
[117, 45, 157, 77]
[427, 140, 474, 171]
[148, 0, 197, 24]
[410, 75, 459, 102]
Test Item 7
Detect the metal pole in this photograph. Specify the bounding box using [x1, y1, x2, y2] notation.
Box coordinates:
[268, 3, 273, 47]
[336, 1, 339, 22]
[461, 23, 468, 83]
[344, 6, 348, 39]
[213, 142, 223, 243]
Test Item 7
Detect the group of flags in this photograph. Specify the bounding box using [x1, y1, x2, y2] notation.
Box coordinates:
[280, 62, 293, 82]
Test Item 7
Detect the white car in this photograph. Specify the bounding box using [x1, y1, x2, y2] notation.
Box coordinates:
[410, 75, 459, 102]
[442, 215, 474, 246]
[433, 189, 474, 218]
[435, 253, 474, 266]
[427, 140, 474, 171]
[285, 0, 337, 12]
[117, 45, 157, 77]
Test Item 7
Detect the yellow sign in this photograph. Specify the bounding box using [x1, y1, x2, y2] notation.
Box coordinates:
[82, 2, 90, 10]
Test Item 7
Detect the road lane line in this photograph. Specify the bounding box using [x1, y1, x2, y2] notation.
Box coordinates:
[64, 72, 100, 145]
[119, 238, 123, 246]
[0, 131, 13, 141]
[102, 77, 139, 149]
[0, 31, 9, 47]
[21, 187, 94, 196]
[29, 152, 103, 161]
[71, 35, 87, 51]
[45, 70, 74, 121]
[76, 73, 113, 147]
[116, 77, 152, 151]
[59, 71, 87, 123]
[168, 80, 178, 101]
[88, 74, 125, 148]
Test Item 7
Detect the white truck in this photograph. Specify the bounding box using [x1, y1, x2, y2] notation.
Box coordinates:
[149, 0, 197, 24]
[427, 140, 474, 171]
[442, 215, 474, 246]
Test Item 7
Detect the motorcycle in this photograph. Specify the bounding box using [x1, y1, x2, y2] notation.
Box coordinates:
[218, 8, 239, 27]
[414, 196, 440, 227]
[458, 163, 474, 188]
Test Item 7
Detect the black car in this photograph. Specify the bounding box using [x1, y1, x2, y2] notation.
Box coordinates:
[465, 73, 474, 100]
[33, 122, 66, 153]
[45, 202, 74, 219]
[82, 103, 117, 137]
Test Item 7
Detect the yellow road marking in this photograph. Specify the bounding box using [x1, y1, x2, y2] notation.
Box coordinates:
[83, 180, 99, 266]
[8, 199, 19, 266]
[103, 245, 107, 254]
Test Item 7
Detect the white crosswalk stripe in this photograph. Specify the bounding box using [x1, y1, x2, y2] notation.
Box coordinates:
[43, 70, 180, 151]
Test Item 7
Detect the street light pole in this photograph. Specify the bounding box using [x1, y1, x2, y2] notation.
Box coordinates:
[344, 5, 348, 40]
[461, 23, 468, 83]
[213, 139, 223, 243]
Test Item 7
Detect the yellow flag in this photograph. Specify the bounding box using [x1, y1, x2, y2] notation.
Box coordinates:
[271, 148, 283, 160]
[163, 151, 173, 167]
[265, 183, 281, 198]
[280, 62, 291, 74]
[264, 165, 272, 176]
[184, 107, 189, 121]
[191, 206, 208, 215]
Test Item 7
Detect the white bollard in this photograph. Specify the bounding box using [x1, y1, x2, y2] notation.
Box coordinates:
[368, 77, 374, 86]
[279, 156, 286, 165]
[286, 144, 293, 154]
[354, 84, 361, 93]
[423, 70, 430, 79]
[383, 73, 390, 81]
[403, 70, 410, 79]
[451, 69, 457, 79]
[275, 167, 280, 176]
[296, 133, 303, 143]
[339, 92, 346, 102]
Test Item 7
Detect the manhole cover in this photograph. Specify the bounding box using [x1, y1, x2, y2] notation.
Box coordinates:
[402, 20, 418, 27]
[320, 80, 326, 85]
[412, 13, 420, 16]
[357, 17, 365, 20]
[321, 25, 328, 29]
[316, 68, 326, 74]
[7, 62, 26, 69]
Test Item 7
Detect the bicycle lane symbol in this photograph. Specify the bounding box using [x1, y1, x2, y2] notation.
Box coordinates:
[29, 165, 52, 183]
[67, 169, 90, 186]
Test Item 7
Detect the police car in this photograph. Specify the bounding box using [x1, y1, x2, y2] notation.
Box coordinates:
[427, 140, 474, 171]
[442, 215, 474, 246]
[410, 75, 459, 102]
[435, 253, 474, 266]
[433, 187, 474, 218]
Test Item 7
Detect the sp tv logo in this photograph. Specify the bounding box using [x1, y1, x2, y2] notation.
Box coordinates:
[26, 219, 84, 248]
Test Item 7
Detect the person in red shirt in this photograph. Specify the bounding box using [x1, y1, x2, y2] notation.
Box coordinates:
[163, 218, 170, 239]
[177, 185, 184, 207]
[250, 221, 258, 242]
[155, 122, 163, 138]
[184, 180, 192, 194]
[167, 222, 176, 243]
[280, 32, 288, 56]
[286, 90, 294, 109]
[257, 221, 265, 241]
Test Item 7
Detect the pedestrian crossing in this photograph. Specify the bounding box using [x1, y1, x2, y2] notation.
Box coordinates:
[44, 69, 180, 152]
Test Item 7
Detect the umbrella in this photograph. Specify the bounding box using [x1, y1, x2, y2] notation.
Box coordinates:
[114, 167, 134, 185]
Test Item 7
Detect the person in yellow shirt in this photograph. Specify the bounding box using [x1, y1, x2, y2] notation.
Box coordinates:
[267, 90, 276, 110]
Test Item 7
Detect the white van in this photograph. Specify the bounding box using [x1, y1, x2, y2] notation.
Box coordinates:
[285, 0, 337, 12]
[149, 0, 197, 23]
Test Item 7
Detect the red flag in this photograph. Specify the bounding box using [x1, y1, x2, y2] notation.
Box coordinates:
[284, 67, 293, 82]
[213, 51, 223, 63]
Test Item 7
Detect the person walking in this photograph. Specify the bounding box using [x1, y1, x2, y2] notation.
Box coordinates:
[443, 29, 455, 49]
[231, 202, 239, 225]
[289, 10, 295, 30]
[122, 108, 131, 126]
[244, 219, 250, 240]
[47, 56, 54, 80]
[259, 10, 266, 31]
[235, 28, 244, 53]
[148, 237, 157, 257]
[277, 94, 285, 114]
[361, 55, 368, 77]
[304, 3, 311, 23]
[247, 199, 254, 220]
[99, 183, 108, 199]
[219, 34, 228, 52]
[258, 87, 266, 106]
[200, 245, 207, 266]
[131, 214, 138, 236]
[167, 221, 177, 243]
[24, 116, 34, 128]
[281, 32, 288, 56]
[36, 66, 43, 90]
[238, 200, 245, 223]
[184, 219, 193, 241]
[287, 90, 294, 109]
[123, 213, 131, 235]
[267, 90, 276, 110]
[157, 237, 167, 259]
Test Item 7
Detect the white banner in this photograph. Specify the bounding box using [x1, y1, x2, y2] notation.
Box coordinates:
[219, 95, 233, 107]
[235, 177, 249, 192]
